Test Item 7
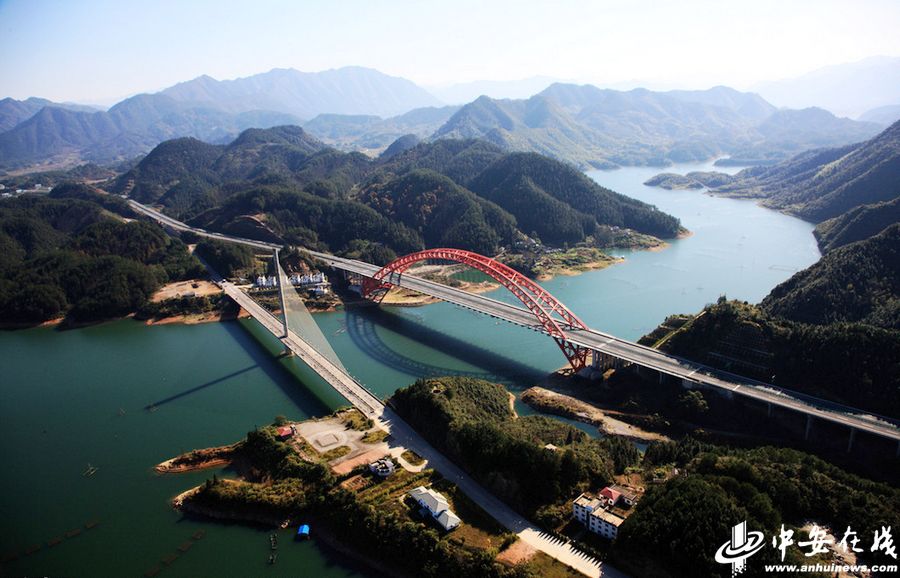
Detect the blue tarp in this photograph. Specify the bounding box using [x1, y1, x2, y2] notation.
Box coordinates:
[297, 524, 310, 536]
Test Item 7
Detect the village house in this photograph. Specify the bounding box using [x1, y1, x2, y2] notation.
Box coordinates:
[572, 485, 639, 540]
[368, 457, 396, 478]
[408, 486, 461, 531]
[255, 272, 331, 294]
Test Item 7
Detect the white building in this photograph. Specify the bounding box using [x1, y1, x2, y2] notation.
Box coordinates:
[288, 272, 328, 286]
[255, 275, 278, 288]
[408, 486, 461, 531]
[368, 457, 396, 478]
[573, 492, 625, 540]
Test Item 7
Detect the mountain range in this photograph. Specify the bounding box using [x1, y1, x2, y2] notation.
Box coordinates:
[0, 67, 439, 170]
[111, 126, 682, 258]
[159, 66, 441, 118]
[0, 67, 887, 172]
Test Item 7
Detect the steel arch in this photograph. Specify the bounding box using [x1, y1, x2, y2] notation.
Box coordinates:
[361, 248, 590, 370]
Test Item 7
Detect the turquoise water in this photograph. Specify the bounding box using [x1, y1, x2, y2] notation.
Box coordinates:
[0, 162, 821, 577]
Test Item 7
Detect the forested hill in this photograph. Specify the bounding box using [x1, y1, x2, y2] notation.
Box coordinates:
[713, 119, 900, 222]
[116, 129, 682, 258]
[814, 196, 900, 252]
[0, 184, 203, 324]
[761, 224, 900, 329]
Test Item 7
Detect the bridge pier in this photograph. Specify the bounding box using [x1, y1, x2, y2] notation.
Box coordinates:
[805, 414, 813, 440]
[767, 402, 773, 418]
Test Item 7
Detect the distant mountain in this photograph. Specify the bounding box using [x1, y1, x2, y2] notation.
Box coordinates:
[761, 223, 900, 329]
[0, 94, 302, 169]
[302, 105, 460, 151]
[160, 66, 441, 119]
[0, 67, 440, 169]
[860, 104, 900, 126]
[0, 97, 98, 132]
[814, 197, 900, 253]
[664, 85, 776, 121]
[754, 56, 900, 118]
[713, 120, 900, 222]
[428, 76, 563, 104]
[429, 84, 880, 169]
[120, 129, 682, 258]
[754, 107, 880, 148]
[380, 134, 420, 159]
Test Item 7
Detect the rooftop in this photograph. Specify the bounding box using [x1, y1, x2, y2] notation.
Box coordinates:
[574, 493, 603, 511]
[591, 508, 625, 527]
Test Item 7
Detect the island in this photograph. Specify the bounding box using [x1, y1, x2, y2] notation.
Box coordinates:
[643, 171, 736, 190]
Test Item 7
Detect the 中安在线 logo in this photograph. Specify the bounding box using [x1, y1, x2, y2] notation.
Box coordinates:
[715, 520, 765, 576]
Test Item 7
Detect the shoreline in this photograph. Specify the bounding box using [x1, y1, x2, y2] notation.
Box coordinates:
[156, 442, 243, 474]
[523, 383, 670, 444]
[532, 256, 624, 281]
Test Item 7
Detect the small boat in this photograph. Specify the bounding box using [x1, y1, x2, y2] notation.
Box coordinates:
[269, 532, 278, 550]
[82, 463, 98, 477]
[267, 552, 277, 565]
[295, 524, 311, 541]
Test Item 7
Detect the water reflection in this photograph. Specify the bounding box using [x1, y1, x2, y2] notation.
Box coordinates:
[344, 307, 545, 385]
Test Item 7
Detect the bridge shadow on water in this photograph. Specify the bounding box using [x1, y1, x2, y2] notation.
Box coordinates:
[144, 320, 332, 415]
[344, 307, 546, 387]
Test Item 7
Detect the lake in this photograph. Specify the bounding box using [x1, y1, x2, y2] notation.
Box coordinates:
[0, 161, 820, 577]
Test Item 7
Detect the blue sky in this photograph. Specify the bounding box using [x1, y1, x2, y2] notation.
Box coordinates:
[1, 0, 898, 103]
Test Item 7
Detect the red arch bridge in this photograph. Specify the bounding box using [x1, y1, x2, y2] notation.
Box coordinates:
[361, 248, 591, 371]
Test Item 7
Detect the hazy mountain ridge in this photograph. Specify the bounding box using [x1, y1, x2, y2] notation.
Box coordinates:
[1, 70, 882, 172]
[0, 94, 303, 169]
[160, 66, 442, 119]
[301, 105, 460, 151]
[0, 67, 441, 170]
[754, 56, 900, 118]
[429, 84, 880, 168]
[860, 104, 900, 126]
[0, 97, 100, 133]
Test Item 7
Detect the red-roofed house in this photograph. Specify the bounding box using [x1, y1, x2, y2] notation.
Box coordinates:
[599, 486, 621, 506]
[276, 426, 294, 439]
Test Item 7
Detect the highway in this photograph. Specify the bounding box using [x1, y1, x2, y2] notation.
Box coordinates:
[129, 199, 900, 445]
